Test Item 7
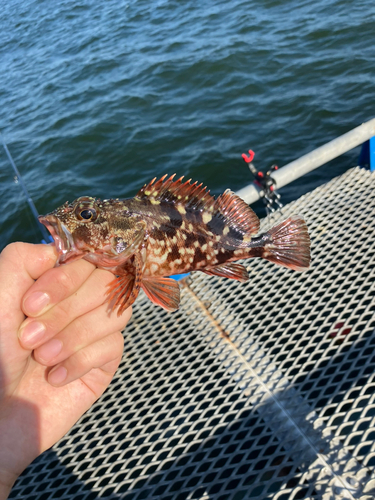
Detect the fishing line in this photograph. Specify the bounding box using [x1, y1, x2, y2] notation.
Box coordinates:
[1, 133, 51, 243]
[22, 191, 41, 242]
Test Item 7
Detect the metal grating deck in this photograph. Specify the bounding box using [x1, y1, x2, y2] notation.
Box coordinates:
[10, 167, 375, 500]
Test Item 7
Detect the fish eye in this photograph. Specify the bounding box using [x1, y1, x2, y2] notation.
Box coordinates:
[80, 208, 96, 220]
[74, 201, 99, 222]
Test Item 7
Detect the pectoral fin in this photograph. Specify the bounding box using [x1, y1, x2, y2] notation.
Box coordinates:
[141, 277, 180, 312]
[203, 263, 249, 282]
[106, 253, 144, 316]
[106, 274, 134, 314]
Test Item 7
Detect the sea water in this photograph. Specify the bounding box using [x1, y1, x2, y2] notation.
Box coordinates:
[0, 0, 374, 248]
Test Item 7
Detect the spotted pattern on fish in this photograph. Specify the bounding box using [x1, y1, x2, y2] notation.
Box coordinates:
[39, 174, 311, 314]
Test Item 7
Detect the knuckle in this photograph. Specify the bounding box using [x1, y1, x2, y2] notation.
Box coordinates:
[1, 242, 28, 262]
[100, 356, 122, 376]
[54, 267, 77, 295]
[46, 297, 76, 331]
[4, 241, 25, 253]
[113, 331, 125, 351]
[119, 306, 132, 328]
[75, 344, 94, 368]
[73, 315, 92, 343]
[54, 297, 72, 317]
[108, 331, 125, 358]
[101, 331, 124, 358]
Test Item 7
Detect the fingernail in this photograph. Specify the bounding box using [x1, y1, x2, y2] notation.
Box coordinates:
[23, 292, 50, 316]
[18, 321, 46, 347]
[37, 339, 63, 363]
[49, 366, 67, 386]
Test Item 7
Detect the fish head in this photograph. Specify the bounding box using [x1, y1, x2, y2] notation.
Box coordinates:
[39, 196, 109, 265]
[39, 196, 147, 267]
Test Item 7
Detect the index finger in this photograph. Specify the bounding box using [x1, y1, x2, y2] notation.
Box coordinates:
[0, 242, 58, 385]
[0, 242, 58, 328]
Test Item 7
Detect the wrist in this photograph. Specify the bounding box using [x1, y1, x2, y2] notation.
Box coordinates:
[0, 470, 18, 500]
[0, 401, 40, 499]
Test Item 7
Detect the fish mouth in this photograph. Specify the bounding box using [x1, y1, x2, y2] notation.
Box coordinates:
[38, 215, 85, 266]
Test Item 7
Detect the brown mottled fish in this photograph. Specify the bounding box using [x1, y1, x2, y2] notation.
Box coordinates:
[39, 174, 311, 314]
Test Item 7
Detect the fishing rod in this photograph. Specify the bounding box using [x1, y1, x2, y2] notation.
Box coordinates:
[1, 133, 51, 243]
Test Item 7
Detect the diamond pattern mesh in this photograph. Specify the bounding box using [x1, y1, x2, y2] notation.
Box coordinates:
[10, 167, 375, 499]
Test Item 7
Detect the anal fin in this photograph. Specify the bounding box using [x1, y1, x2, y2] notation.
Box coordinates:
[203, 263, 249, 282]
[141, 277, 180, 312]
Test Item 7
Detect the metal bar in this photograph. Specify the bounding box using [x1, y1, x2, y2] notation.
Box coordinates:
[236, 117, 375, 204]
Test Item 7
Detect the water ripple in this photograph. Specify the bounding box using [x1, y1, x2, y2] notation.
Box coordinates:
[1, 0, 374, 248]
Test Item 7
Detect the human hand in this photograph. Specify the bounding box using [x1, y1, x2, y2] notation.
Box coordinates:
[0, 242, 131, 499]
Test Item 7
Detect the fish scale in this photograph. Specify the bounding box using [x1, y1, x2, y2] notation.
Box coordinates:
[39, 175, 311, 315]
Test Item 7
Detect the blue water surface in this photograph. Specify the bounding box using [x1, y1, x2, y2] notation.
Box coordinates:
[1, 0, 374, 248]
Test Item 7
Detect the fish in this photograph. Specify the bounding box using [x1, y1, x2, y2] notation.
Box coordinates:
[39, 174, 311, 315]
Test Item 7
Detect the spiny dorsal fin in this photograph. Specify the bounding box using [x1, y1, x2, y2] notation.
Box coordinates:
[214, 189, 260, 236]
[135, 177, 260, 237]
[135, 174, 216, 212]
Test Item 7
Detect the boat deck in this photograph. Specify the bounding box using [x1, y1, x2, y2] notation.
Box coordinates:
[10, 167, 375, 500]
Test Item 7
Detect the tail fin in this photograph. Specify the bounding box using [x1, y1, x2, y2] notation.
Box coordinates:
[261, 216, 311, 271]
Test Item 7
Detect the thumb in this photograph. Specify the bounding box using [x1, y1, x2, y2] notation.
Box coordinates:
[0, 243, 57, 394]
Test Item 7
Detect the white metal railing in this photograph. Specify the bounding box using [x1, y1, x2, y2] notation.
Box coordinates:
[236, 117, 375, 204]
